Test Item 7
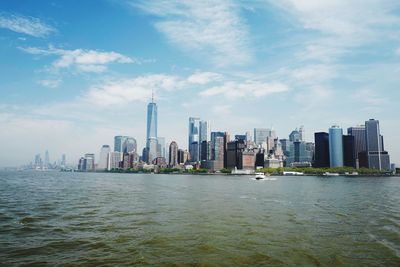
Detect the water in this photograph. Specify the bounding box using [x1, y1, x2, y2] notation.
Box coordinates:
[0, 171, 399, 266]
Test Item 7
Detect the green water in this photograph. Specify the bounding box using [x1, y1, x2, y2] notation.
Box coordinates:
[0, 171, 399, 266]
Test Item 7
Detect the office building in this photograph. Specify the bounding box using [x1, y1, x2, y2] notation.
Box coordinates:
[365, 119, 391, 170]
[188, 117, 200, 161]
[169, 141, 178, 167]
[329, 126, 344, 168]
[98, 145, 111, 170]
[254, 128, 271, 146]
[108, 152, 122, 170]
[157, 137, 166, 158]
[146, 95, 158, 163]
[226, 140, 246, 169]
[348, 126, 366, 168]
[343, 135, 356, 168]
[84, 153, 95, 171]
[314, 132, 330, 168]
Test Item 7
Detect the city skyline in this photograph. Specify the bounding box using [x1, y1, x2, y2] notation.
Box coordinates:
[1, 1, 400, 167]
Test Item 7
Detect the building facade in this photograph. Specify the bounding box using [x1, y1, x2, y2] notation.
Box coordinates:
[329, 126, 343, 168]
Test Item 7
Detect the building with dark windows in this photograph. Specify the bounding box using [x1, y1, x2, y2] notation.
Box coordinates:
[226, 140, 246, 169]
[168, 141, 178, 167]
[365, 119, 390, 170]
[347, 126, 366, 168]
[343, 135, 356, 168]
[314, 132, 330, 168]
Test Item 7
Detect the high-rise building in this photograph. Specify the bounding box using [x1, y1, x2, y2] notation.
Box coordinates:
[124, 137, 137, 154]
[99, 145, 111, 170]
[254, 128, 270, 146]
[223, 132, 230, 168]
[177, 149, 185, 164]
[108, 152, 122, 170]
[84, 153, 95, 171]
[200, 141, 211, 161]
[314, 132, 330, 168]
[199, 120, 210, 143]
[343, 135, 356, 168]
[188, 117, 200, 161]
[226, 140, 246, 169]
[146, 97, 158, 163]
[34, 154, 42, 169]
[245, 131, 252, 142]
[213, 136, 224, 170]
[211, 131, 225, 160]
[114, 136, 127, 152]
[289, 129, 300, 142]
[44, 150, 50, 168]
[299, 126, 305, 141]
[168, 141, 178, 167]
[157, 137, 166, 158]
[365, 119, 390, 170]
[347, 126, 366, 168]
[329, 126, 343, 168]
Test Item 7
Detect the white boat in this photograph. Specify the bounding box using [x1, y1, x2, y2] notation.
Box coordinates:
[254, 172, 266, 180]
[323, 172, 340, 177]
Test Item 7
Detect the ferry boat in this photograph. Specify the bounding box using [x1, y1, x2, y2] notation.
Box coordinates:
[254, 172, 270, 180]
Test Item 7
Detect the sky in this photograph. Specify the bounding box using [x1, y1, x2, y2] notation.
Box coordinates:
[0, 0, 400, 167]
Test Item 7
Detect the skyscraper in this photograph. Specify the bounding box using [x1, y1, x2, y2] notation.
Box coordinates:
[99, 145, 111, 170]
[343, 135, 356, 168]
[168, 141, 178, 167]
[157, 137, 166, 158]
[114, 136, 126, 152]
[61, 154, 66, 167]
[84, 153, 95, 171]
[44, 150, 50, 168]
[299, 126, 305, 141]
[329, 126, 343, 168]
[314, 132, 330, 168]
[146, 96, 158, 163]
[289, 129, 300, 142]
[254, 128, 271, 146]
[188, 117, 200, 161]
[124, 137, 137, 154]
[347, 125, 366, 168]
[365, 119, 390, 170]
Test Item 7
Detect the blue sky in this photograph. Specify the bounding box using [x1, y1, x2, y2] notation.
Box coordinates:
[1, 0, 400, 167]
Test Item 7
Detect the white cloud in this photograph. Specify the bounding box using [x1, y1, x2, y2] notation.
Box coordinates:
[200, 81, 289, 98]
[19, 45, 135, 73]
[85, 74, 186, 106]
[270, 0, 400, 62]
[0, 13, 55, 37]
[133, 0, 252, 66]
[187, 72, 223, 84]
[352, 88, 388, 106]
[37, 79, 61, 88]
[291, 64, 337, 84]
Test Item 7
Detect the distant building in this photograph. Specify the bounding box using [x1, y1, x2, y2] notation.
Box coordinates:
[122, 152, 138, 170]
[157, 137, 166, 158]
[329, 126, 343, 168]
[61, 154, 66, 167]
[108, 152, 122, 170]
[240, 150, 255, 170]
[200, 141, 211, 161]
[213, 136, 224, 171]
[146, 97, 158, 163]
[254, 128, 271, 146]
[84, 153, 95, 171]
[289, 129, 300, 142]
[365, 119, 390, 170]
[188, 117, 200, 161]
[114, 136, 137, 154]
[99, 145, 111, 170]
[347, 126, 366, 168]
[314, 132, 330, 168]
[226, 140, 246, 169]
[177, 149, 185, 164]
[169, 141, 178, 167]
[343, 135, 356, 168]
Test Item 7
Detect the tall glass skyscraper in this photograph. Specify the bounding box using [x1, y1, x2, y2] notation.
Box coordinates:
[329, 126, 344, 168]
[188, 117, 200, 161]
[146, 98, 158, 163]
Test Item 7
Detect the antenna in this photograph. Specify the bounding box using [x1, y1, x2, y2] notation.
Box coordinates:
[151, 88, 154, 103]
